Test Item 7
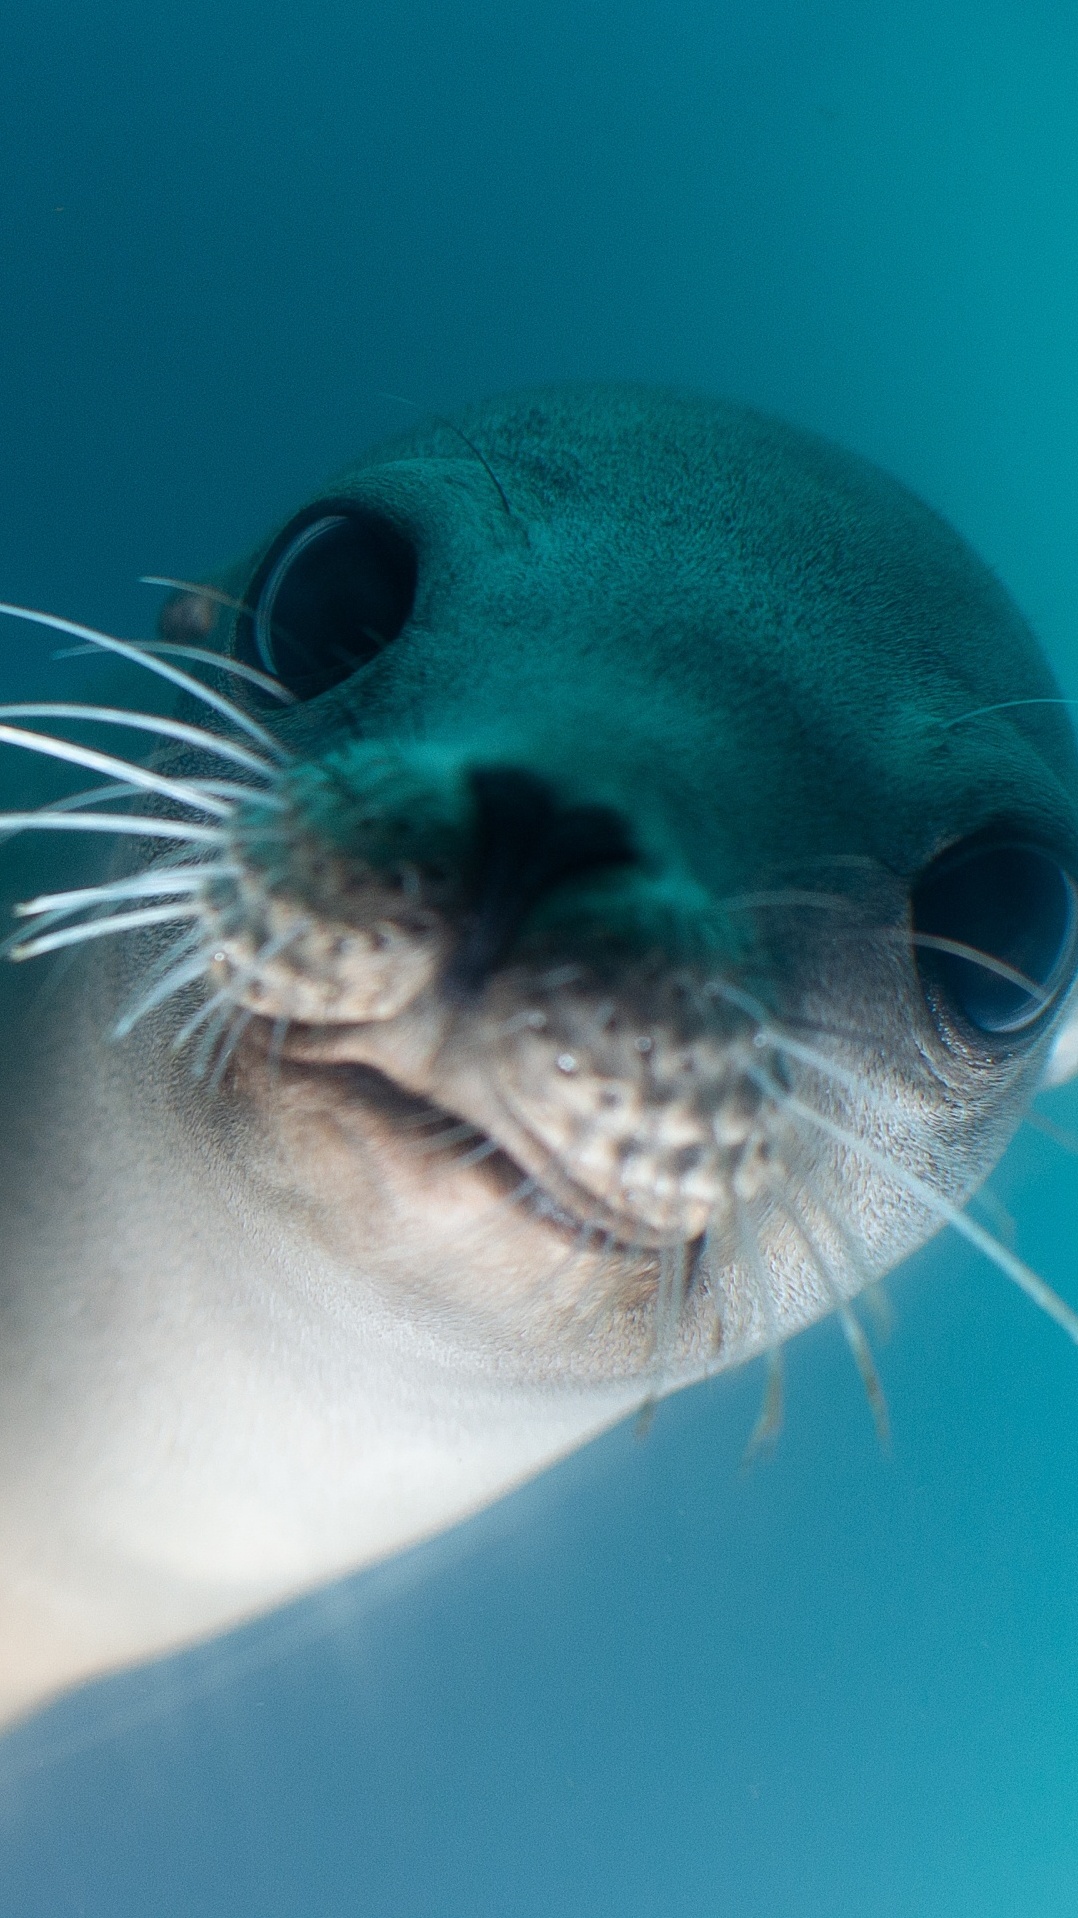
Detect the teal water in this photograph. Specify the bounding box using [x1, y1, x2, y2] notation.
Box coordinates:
[2, 2, 1078, 1911]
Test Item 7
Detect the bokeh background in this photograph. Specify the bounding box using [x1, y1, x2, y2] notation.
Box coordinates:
[3, 1, 1078, 1911]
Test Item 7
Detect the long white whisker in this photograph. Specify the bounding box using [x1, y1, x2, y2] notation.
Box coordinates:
[64, 632, 295, 705]
[0, 723, 232, 818]
[174, 780, 284, 808]
[0, 906, 79, 961]
[54, 636, 276, 700]
[17, 864, 238, 921]
[120, 642, 294, 703]
[9, 903, 200, 961]
[830, 924, 1054, 1006]
[758, 1070, 1078, 1348]
[718, 888, 856, 916]
[0, 604, 288, 753]
[1025, 1110, 1078, 1158]
[0, 705, 276, 779]
[0, 812, 223, 844]
[708, 979, 907, 1116]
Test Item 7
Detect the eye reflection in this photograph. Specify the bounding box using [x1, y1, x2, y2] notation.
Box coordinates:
[912, 841, 1078, 1036]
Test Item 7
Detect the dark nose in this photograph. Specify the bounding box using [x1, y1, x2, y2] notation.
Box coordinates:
[446, 766, 637, 994]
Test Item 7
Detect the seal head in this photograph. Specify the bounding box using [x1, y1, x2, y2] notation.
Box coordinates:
[2, 384, 1077, 1723]
[181, 386, 1078, 1369]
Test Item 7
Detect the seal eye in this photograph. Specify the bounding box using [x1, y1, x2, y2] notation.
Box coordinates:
[245, 505, 417, 700]
[912, 841, 1078, 1036]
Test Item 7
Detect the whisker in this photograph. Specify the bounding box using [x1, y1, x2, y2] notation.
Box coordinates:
[708, 981, 911, 1121]
[207, 1007, 255, 1090]
[756, 1069, 1078, 1349]
[17, 864, 238, 921]
[407, 1120, 484, 1161]
[907, 930, 1047, 1004]
[8, 902, 200, 962]
[0, 603, 288, 754]
[189, 997, 235, 1080]
[732, 1192, 788, 1459]
[780, 1185, 890, 1449]
[124, 641, 294, 703]
[57, 637, 295, 706]
[653, 1241, 689, 1374]
[835, 1304, 890, 1449]
[0, 780, 137, 839]
[113, 945, 218, 1040]
[139, 576, 251, 618]
[1025, 1109, 1078, 1158]
[0, 812, 224, 844]
[747, 1348, 784, 1461]
[0, 705, 276, 780]
[477, 1173, 541, 1232]
[0, 723, 233, 818]
[266, 1015, 291, 1084]
[939, 696, 1078, 732]
[860, 1281, 894, 1344]
[970, 1184, 1017, 1250]
[718, 888, 856, 916]
[2, 862, 223, 961]
[174, 922, 311, 1063]
[172, 780, 283, 808]
[0, 904, 87, 961]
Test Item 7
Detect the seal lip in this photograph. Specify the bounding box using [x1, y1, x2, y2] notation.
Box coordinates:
[265, 1039, 697, 1253]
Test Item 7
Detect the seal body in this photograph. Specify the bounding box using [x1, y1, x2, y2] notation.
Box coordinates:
[2, 385, 1078, 1727]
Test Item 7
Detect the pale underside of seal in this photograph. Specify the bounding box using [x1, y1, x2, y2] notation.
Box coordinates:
[1, 383, 1078, 1729]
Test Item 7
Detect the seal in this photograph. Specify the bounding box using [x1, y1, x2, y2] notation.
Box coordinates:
[2, 383, 1078, 1729]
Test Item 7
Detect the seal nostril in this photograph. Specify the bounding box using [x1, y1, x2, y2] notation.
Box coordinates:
[445, 766, 637, 994]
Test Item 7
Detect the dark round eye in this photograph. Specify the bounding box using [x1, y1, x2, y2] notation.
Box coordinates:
[912, 840, 1078, 1036]
[241, 504, 417, 700]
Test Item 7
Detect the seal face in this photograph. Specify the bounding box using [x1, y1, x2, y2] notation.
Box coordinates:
[3, 383, 1078, 1722]
[193, 385, 1078, 1358]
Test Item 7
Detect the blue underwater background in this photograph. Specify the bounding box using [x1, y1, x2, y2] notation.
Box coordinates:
[4, 1, 1078, 1912]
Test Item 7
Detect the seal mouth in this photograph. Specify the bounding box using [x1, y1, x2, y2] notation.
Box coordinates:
[263, 1024, 696, 1253]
